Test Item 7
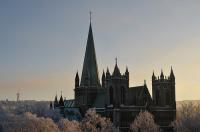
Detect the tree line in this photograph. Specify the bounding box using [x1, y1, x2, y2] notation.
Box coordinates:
[0, 101, 199, 132]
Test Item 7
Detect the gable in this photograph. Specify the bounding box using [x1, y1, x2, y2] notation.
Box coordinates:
[127, 85, 152, 106]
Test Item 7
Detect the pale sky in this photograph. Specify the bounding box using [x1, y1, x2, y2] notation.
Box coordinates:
[0, 0, 200, 101]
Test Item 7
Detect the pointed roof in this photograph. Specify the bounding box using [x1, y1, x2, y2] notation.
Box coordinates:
[126, 66, 128, 71]
[106, 67, 110, 75]
[144, 80, 147, 86]
[102, 70, 105, 79]
[112, 58, 121, 76]
[59, 93, 64, 106]
[54, 94, 59, 107]
[152, 70, 155, 77]
[160, 69, 164, 79]
[152, 70, 156, 79]
[170, 66, 175, 78]
[54, 94, 58, 103]
[125, 66, 129, 73]
[106, 67, 110, 78]
[80, 20, 100, 86]
[75, 71, 79, 80]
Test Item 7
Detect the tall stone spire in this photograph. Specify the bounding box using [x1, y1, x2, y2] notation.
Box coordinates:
[80, 14, 100, 86]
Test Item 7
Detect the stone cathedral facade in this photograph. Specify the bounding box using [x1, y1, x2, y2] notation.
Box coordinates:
[53, 20, 176, 131]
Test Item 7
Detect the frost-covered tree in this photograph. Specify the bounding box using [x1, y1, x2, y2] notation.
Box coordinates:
[1, 112, 60, 132]
[0, 101, 62, 122]
[171, 102, 200, 132]
[58, 118, 81, 132]
[0, 101, 118, 132]
[81, 108, 116, 132]
[130, 111, 159, 132]
[57, 108, 116, 132]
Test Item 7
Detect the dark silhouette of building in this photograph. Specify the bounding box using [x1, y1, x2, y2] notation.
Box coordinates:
[53, 17, 176, 131]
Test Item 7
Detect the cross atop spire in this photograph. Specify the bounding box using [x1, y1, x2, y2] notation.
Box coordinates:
[115, 58, 118, 65]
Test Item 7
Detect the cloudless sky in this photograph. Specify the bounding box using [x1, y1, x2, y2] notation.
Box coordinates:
[0, 0, 200, 101]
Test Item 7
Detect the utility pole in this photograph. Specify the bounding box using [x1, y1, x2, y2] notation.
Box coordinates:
[16, 88, 20, 102]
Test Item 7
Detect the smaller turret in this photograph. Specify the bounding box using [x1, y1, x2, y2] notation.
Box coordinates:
[54, 94, 59, 108]
[125, 66, 129, 79]
[144, 80, 147, 86]
[75, 71, 79, 88]
[106, 67, 110, 79]
[160, 69, 164, 80]
[102, 70, 105, 87]
[170, 67, 175, 82]
[59, 92, 64, 107]
[152, 70, 156, 81]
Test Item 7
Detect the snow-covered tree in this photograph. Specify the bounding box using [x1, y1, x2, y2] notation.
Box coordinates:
[171, 102, 200, 132]
[1, 112, 60, 132]
[0, 101, 63, 122]
[81, 108, 116, 132]
[58, 118, 81, 132]
[130, 111, 159, 132]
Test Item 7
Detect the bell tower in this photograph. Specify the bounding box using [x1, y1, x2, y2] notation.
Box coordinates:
[152, 68, 176, 107]
[105, 59, 129, 107]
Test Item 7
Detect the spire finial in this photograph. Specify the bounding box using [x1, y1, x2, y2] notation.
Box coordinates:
[106, 67, 110, 76]
[90, 11, 92, 23]
[161, 69, 164, 75]
[144, 80, 146, 85]
[126, 66, 128, 72]
[170, 66, 175, 78]
[160, 69, 164, 79]
[61, 91, 62, 96]
[115, 58, 117, 65]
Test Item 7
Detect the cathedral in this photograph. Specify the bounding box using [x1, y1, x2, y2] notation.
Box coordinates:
[52, 18, 176, 131]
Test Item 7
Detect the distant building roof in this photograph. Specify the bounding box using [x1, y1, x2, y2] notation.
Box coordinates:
[128, 85, 152, 106]
[63, 99, 82, 121]
[64, 99, 75, 107]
